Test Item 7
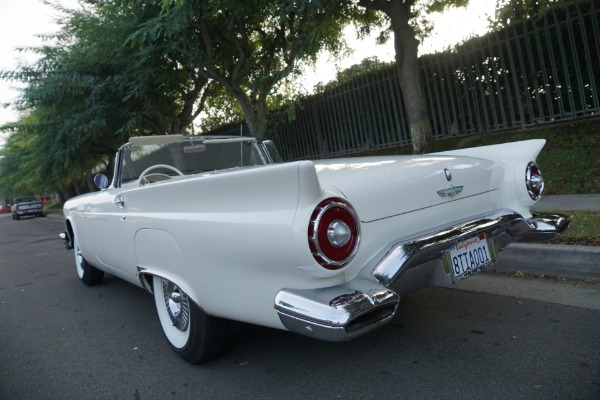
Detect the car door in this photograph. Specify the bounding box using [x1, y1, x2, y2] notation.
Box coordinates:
[84, 188, 138, 281]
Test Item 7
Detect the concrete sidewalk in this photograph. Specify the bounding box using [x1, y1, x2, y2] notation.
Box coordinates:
[454, 271, 600, 311]
[532, 194, 600, 212]
[493, 194, 600, 281]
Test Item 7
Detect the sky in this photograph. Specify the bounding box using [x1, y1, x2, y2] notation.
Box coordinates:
[303, 0, 496, 90]
[0, 0, 497, 137]
[0, 0, 65, 130]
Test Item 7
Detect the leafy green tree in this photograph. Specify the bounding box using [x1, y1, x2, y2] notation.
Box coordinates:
[109, 0, 216, 135]
[0, 111, 93, 200]
[358, 0, 469, 153]
[489, 0, 569, 29]
[1, 0, 215, 198]
[6, 0, 213, 137]
[0, 122, 42, 199]
[1, 2, 134, 197]
[146, 0, 372, 141]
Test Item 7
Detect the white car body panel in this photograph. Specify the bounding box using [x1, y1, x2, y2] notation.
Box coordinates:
[315, 156, 499, 222]
[62, 137, 569, 344]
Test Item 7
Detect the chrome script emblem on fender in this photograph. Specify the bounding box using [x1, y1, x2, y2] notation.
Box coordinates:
[437, 185, 464, 197]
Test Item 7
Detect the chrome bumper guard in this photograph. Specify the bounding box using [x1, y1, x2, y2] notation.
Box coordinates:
[275, 210, 569, 342]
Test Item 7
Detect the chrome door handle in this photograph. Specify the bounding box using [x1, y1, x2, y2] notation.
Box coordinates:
[114, 195, 125, 208]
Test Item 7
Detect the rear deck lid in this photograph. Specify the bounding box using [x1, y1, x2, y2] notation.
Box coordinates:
[314, 155, 500, 222]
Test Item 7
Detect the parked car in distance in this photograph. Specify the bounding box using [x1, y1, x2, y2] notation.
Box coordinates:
[60, 135, 569, 364]
[11, 195, 43, 219]
[0, 203, 11, 213]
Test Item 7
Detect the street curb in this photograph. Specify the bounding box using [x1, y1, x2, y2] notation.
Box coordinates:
[493, 243, 600, 281]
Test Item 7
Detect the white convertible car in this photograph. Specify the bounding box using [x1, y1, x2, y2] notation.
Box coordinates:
[61, 135, 569, 363]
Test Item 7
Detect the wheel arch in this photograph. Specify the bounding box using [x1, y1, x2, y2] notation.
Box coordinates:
[61, 217, 77, 251]
[65, 218, 75, 243]
[137, 268, 209, 317]
[134, 229, 202, 309]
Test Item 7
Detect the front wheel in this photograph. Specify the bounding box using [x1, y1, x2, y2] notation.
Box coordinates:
[153, 275, 230, 363]
[74, 238, 104, 286]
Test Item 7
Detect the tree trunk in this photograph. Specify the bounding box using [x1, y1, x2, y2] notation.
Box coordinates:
[396, 48, 433, 154]
[360, 0, 434, 154]
[234, 91, 268, 141]
[389, 1, 433, 154]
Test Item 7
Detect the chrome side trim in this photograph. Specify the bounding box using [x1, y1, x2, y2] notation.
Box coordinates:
[275, 209, 569, 342]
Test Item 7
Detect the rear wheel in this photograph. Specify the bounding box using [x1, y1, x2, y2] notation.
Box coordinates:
[153, 275, 230, 363]
[74, 237, 104, 285]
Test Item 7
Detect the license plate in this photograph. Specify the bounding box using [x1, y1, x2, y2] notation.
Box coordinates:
[447, 233, 496, 282]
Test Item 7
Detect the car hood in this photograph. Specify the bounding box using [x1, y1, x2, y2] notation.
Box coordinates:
[314, 155, 500, 223]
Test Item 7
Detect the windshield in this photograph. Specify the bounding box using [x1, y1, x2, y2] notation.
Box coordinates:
[119, 138, 266, 186]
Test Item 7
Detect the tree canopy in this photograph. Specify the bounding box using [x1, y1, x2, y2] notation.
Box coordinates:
[137, 0, 374, 140]
[1, 0, 215, 198]
[1, 0, 374, 199]
[1, 0, 475, 199]
[490, 0, 570, 29]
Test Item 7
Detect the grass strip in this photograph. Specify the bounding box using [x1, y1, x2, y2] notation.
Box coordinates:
[548, 210, 600, 246]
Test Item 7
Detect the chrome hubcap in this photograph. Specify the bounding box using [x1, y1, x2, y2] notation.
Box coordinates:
[162, 280, 190, 332]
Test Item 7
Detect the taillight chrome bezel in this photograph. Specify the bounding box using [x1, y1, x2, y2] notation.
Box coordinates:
[308, 198, 361, 270]
[526, 161, 544, 201]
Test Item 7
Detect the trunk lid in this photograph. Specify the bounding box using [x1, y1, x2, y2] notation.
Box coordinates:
[314, 155, 499, 223]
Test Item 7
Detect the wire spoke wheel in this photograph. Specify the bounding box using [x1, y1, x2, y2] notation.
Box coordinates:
[152, 275, 230, 363]
[162, 280, 190, 333]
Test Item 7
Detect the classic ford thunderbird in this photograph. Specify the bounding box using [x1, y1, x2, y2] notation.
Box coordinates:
[61, 135, 569, 363]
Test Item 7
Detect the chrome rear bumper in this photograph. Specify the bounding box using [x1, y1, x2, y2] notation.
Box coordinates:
[274, 210, 569, 342]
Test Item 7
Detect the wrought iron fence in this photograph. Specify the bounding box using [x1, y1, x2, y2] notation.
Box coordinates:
[210, 0, 600, 160]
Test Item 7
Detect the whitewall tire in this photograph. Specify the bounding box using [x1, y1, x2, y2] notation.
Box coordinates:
[74, 238, 104, 286]
[152, 275, 230, 363]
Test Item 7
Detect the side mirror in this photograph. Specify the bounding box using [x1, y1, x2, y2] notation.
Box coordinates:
[93, 174, 109, 190]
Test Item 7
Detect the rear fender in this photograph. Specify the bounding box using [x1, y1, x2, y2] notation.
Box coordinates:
[134, 229, 198, 304]
[432, 139, 546, 162]
[434, 139, 547, 212]
[291, 161, 355, 279]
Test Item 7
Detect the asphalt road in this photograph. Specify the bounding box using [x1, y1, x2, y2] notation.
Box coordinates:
[1, 214, 599, 400]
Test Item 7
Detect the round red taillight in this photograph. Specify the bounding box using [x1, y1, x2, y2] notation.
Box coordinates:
[308, 198, 360, 270]
[526, 162, 544, 201]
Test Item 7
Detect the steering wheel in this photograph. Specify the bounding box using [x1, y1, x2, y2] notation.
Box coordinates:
[137, 164, 184, 186]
